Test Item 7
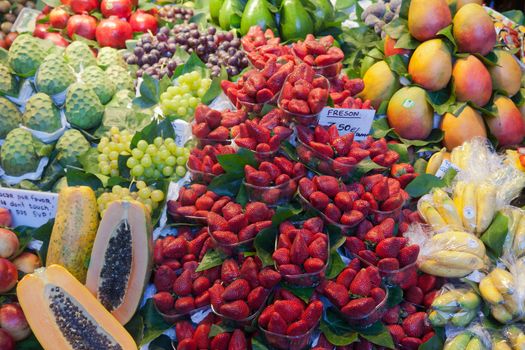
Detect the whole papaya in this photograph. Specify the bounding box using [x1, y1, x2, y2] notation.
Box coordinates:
[219, 0, 245, 30]
[209, 0, 224, 24]
[279, 0, 313, 41]
[240, 0, 277, 35]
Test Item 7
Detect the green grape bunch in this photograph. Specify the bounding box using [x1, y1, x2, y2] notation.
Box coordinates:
[126, 136, 190, 181]
[97, 182, 165, 216]
[97, 127, 133, 177]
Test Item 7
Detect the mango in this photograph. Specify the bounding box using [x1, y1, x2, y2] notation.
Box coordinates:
[358, 61, 400, 109]
[447, 0, 483, 11]
[440, 106, 487, 150]
[408, 39, 452, 91]
[453, 3, 496, 55]
[489, 50, 522, 97]
[408, 0, 451, 42]
[487, 96, 525, 146]
[387, 86, 434, 140]
[453, 55, 492, 106]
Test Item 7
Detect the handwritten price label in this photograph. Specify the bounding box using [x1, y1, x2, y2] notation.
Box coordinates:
[0, 188, 58, 228]
[318, 108, 376, 140]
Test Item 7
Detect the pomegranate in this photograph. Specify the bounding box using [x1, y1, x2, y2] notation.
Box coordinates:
[44, 32, 69, 47]
[0, 303, 30, 341]
[0, 208, 12, 227]
[96, 16, 132, 48]
[33, 23, 50, 39]
[42, 5, 52, 14]
[0, 39, 6, 49]
[5, 33, 17, 48]
[12, 252, 41, 274]
[0, 258, 16, 293]
[61, 0, 71, 4]
[70, 0, 99, 14]
[67, 14, 97, 40]
[129, 10, 158, 33]
[0, 229, 18, 259]
[49, 6, 70, 29]
[0, 329, 13, 350]
[100, 0, 133, 18]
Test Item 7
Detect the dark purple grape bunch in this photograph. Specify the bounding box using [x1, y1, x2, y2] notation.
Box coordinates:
[208, 30, 249, 77]
[157, 5, 194, 23]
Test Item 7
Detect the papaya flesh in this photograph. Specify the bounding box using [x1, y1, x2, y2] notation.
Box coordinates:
[46, 186, 99, 283]
[17, 264, 137, 350]
[86, 200, 153, 325]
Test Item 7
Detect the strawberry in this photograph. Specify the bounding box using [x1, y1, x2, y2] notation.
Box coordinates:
[314, 176, 340, 198]
[290, 231, 309, 265]
[258, 268, 281, 289]
[422, 332, 436, 343]
[358, 250, 378, 265]
[194, 291, 210, 308]
[247, 286, 268, 310]
[309, 191, 330, 211]
[153, 292, 173, 313]
[352, 200, 371, 215]
[334, 192, 354, 211]
[293, 162, 307, 178]
[301, 300, 323, 327]
[220, 300, 251, 320]
[304, 217, 324, 233]
[221, 259, 240, 283]
[239, 257, 259, 287]
[296, 125, 314, 144]
[192, 276, 211, 295]
[402, 312, 427, 338]
[287, 320, 310, 336]
[310, 141, 334, 158]
[235, 137, 257, 150]
[348, 148, 370, 162]
[382, 305, 400, 324]
[401, 337, 423, 350]
[308, 237, 328, 261]
[245, 202, 270, 223]
[247, 170, 272, 186]
[209, 283, 225, 310]
[299, 178, 316, 199]
[371, 178, 389, 202]
[417, 274, 437, 293]
[273, 247, 291, 265]
[340, 210, 365, 226]
[405, 286, 424, 305]
[348, 258, 362, 271]
[341, 297, 376, 318]
[349, 269, 371, 296]
[375, 237, 407, 258]
[304, 257, 325, 272]
[378, 218, 396, 237]
[193, 323, 211, 349]
[222, 278, 251, 302]
[173, 269, 192, 296]
[323, 281, 350, 308]
[175, 296, 195, 314]
[208, 212, 230, 232]
[399, 266, 418, 289]
[381, 193, 404, 211]
[258, 305, 275, 328]
[377, 258, 399, 272]
[366, 266, 381, 287]
[210, 333, 230, 350]
[176, 320, 194, 341]
[324, 203, 342, 222]
[314, 125, 331, 144]
[274, 299, 304, 323]
[345, 237, 365, 254]
[268, 311, 288, 334]
[370, 287, 386, 304]
[387, 324, 406, 344]
[211, 197, 232, 213]
[336, 268, 357, 288]
[238, 224, 258, 242]
[212, 231, 238, 244]
[364, 227, 384, 244]
[398, 245, 419, 266]
[279, 264, 302, 275]
[221, 202, 242, 220]
[229, 329, 247, 350]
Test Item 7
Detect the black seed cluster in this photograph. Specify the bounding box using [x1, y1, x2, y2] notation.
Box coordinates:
[48, 285, 123, 350]
[98, 220, 133, 312]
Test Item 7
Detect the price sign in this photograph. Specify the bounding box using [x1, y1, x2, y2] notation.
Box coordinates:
[0, 188, 58, 228]
[318, 108, 376, 140]
[172, 119, 192, 146]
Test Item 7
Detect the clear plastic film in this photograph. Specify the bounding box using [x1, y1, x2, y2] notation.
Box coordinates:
[404, 222, 487, 278]
[501, 324, 525, 350]
[428, 283, 481, 329]
[444, 323, 492, 350]
[479, 253, 525, 324]
[501, 206, 525, 258]
[418, 188, 463, 232]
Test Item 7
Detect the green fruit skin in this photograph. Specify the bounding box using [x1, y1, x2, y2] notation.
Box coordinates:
[219, 0, 245, 29]
[240, 0, 277, 35]
[279, 0, 313, 41]
[65, 83, 104, 130]
[0, 97, 22, 139]
[309, 0, 333, 32]
[209, 0, 224, 24]
[8, 35, 47, 77]
[23, 93, 62, 133]
[444, 333, 472, 350]
[55, 130, 90, 168]
[1, 128, 40, 176]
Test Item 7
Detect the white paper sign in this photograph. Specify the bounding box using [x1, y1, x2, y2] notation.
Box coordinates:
[0, 188, 58, 227]
[318, 108, 376, 140]
[172, 119, 192, 146]
[435, 159, 460, 179]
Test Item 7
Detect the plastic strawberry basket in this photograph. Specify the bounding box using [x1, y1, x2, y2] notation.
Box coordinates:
[369, 203, 406, 224]
[259, 318, 320, 350]
[232, 137, 282, 163]
[186, 162, 217, 184]
[335, 287, 389, 327]
[154, 303, 209, 324]
[354, 253, 418, 288]
[207, 226, 256, 255]
[243, 174, 302, 207]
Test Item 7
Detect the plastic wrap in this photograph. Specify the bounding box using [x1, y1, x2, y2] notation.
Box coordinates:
[444, 323, 492, 350]
[501, 206, 525, 258]
[502, 325, 525, 350]
[405, 223, 487, 278]
[428, 283, 481, 328]
[479, 254, 525, 324]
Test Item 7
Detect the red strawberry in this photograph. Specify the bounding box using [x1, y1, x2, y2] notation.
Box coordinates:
[371, 178, 389, 202]
[301, 300, 323, 327]
[247, 170, 272, 186]
[211, 197, 232, 213]
[387, 324, 406, 344]
[247, 286, 268, 310]
[154, 265, 177, 292]
[405, 286, 424, 305]
[381, 193, 404, 211]
[314, 125, 331, 144]
[400, 337, 423, 350]
[418, 274, 437, 293]
[340, 210, 365, 226]
[238, 224, 258, 242]
[304, 257, 325, 272]
[324, 203, 342, 222]
[323, 281, 350, 308]
[229, 329, 247, 350]
[208, 212, 229, 231]
[345, 237, 365, 255]
[349, 269, 371, 296]
[364, 227, 384, 244]
[221, 259, 240, 283]
[358, 250, 378, 265]
[222, 202, 243, 220]
[366, 266, 381, 287]
[287, 320, 310, 336]
[378, 258, 399, 272]
[341, 297, 376, 318]
[422, 332, 436, 343]
[402, 312, 427, 338]
[173, 269, 192, 296]
[222, 279, 250, 301]
[309, 191, 330, 211]
[268, 311, 288, 334]
[153, 292, 173, 313]
[177, 338, 197, 350]
[194, 291, 210, 308]
[310, 141, 334, 158]
[192, 276, 211, 295]
[279, 264, 302, 275]
[235, 137, 257, 150]
[245, 202, 270, 223]
[210, 333, 230, 350]
[273, 247, 291, 265]
[220, 300, 251, 319]
[304, 217, 324, 233]
[212, 231, 238, 244]
[176, 320, 194, 341]
[193, 323, 211, 349]
[308, 237, 328, 261]
[334, 192, 354, 211]
[258, 268, 281, 289]
[378, 218, 396, 237]
[290, 231, 309, 265]
[314, 176, 340, 198]
[398, 245, 419, 266]
[353, 199, 371, 215]
[370, 287, 386, 304]
[274, 299, 304, 323]
[336, 268, 357, 288]
[208, 126, 230, 140]
[299, 178, 316, 199]
[382, 305, 400, 324]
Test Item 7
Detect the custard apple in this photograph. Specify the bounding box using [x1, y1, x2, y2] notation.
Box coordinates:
[1, 128, 43, 176]
[65, 82, 104, 130]
[97, 47, 127, 70]
[8, 35, 49, 78]
[0, 64, 18, 96]
[64, 41, 97, 72]
[36, 53, 76, 96]
[106, 64, 134, 92]
[52, 176, 68, 193]
[80, 65, 115, 104]
[0, 97, 22, 139]
[106, 89, 134, 108]
[22, 93, 62, 133]
[55, 129, 90, 167]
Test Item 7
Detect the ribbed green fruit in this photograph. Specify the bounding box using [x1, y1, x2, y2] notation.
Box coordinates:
[64, 41, 97, 72]
[55, 129, 90, 167]
[36, 53, 76, 96]
[22, 93, 62, 133]
[105, 65, 134, 92]
[0, 97, 22, 139]
[80, 65, 116, 104]
[1, 128, 40, 176]
[97, 47, 127, 70]
[8, 35, 48, 77]
[0, 63, 18, 96]
[65, 82, 104, 130]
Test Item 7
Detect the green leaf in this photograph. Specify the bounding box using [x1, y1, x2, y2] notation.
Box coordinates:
[217, 148, 257, 176]
[139, 74, 161, 104]
[236, 183, 248, 206]
[149, 335, 173, 350]
[283, 285, 314, 303]
[371, 118, 394, 138]
[512, 88, 525, 107]
[251, 337, 270, 350]
[419, 327, 445, 350]
[42, 0, 61, 7]
[502, 10, 525, 25]
[399, 129, 444, 147]
[325, 250, 345, 279]
[173, 52, 207, 78]
[474, 52, 499, 67]
[442, 167, 457, 187]
[360, 323, 395, 349]
[189, 12, 207, 29]
[384, 54, 408, 77]
[413, 158, 428, 175]
[201, 66, 227, 105]
[140, 299, 172, 345]
[131, 119, 175, 148]
[271, 204, 303, 226]
[346, 159, 386, 183]
[254, 225, 279, 267]
[66, 168, 103, 191]
[404, 174, 445, 198]
[173, 47, 190, 62]
[386, 285, 403, 307]
[426, 88, 455, 116]
[320, 321, 358, 346]
[208, 173, 243, 197]
[436, 25, 457, 52]
[125, 313, 145, 346]
[395, 32, 419, 50]
[399, 0, 410, 19]
[31, 219, 54, 265]
[196, 249, 226, 272]
[383, 18, 408, 40]
[11, 226, 33, 258]
[335, 0, 355, 11]
[480, 212, 509, 258]
[387, 143, 409, 163]
[209, 324, 235, 337]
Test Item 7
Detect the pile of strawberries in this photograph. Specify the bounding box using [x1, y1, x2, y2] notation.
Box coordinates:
[329, 74, 369, 109]
[259, 291, 323, 349]
[384, 304, 435, 350]
[187, 144, 236, 181]
[244, 157, 306, 205]
[222, 58, 295, 108]
[322, 258, 387, 326]
[207, 202, 274, 247]
[175, 320, 249, 350]
[209, 257, 281, 320]
[232, 109, 292, 156]
[292, 35, 344, 77]
[241, 27, 293, 69]
[154, 227, 211, 269]
[273, 218, 328, 285]
[167, 184, 233, 221]
[279, 64, 329, 116]
[360, 174, 410, 214]
[192, 105, 246, 143]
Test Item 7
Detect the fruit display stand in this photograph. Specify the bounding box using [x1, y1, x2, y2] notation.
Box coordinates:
[1, 0, 525, 349]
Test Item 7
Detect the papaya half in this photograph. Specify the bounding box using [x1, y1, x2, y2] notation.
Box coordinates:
[86, 200, 153, 325]
[17, 264, 137, 350]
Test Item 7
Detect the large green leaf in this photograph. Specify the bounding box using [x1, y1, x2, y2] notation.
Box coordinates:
[140, 299, 172, 345]
[480, 212, 509, 259]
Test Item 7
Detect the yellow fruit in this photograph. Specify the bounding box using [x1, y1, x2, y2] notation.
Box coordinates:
[419, 200, 447, 228]
[408, 0, 451, 41]
[453, 3, 496, 55]
[479, 276, 504, 305]
[453, 55, 492, 107]
[441, 106, 487, 151]
[408, 39, 452, 91]
[489, 50, 522, 97]
[419, 259, 474, 277]
[433, 188, 463, 229]
[475, 182, 497, 234]
[358, 61, 400, 109]
[429, 251, 484, 270]
[426, 148, 451, 174]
